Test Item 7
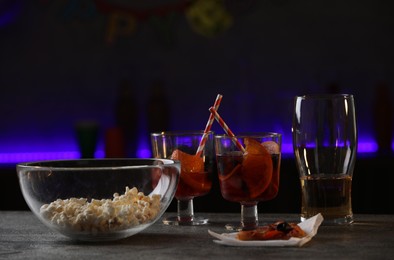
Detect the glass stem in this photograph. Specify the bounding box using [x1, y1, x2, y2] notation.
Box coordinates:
[177, 199, 194, 222]
[241, 203, 258, 230]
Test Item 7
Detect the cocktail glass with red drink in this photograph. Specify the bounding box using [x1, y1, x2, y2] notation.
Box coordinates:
[151, 131, 214, 225]
[214, 132, 282, 231]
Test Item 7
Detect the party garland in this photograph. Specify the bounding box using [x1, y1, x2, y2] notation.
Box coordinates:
[47, 0, 235, 45]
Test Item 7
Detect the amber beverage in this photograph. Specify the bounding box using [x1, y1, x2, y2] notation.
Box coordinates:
[300, 174, 352, 221]
[292, 94, 357, 225]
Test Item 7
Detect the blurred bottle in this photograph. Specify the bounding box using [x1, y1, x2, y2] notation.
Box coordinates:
[104, 126, 126, 158]
[115, 79, 139, 157]
[147, 79, 171, 133]
[373, 81, 393, 156]
[75, 120, 99, 159]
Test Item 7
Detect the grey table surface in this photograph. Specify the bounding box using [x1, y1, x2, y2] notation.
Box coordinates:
[1, 211, 393, 260]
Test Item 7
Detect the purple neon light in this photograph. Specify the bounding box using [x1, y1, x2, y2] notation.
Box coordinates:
[0, 0, 22, 28]
[0, 141, 384, 164]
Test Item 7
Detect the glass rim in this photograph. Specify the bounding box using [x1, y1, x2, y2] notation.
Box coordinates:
[150, 130, 214, 137]
[295, 93, 354, 100]
[214, 132, 282, 139]
[16, 158, 180, 171]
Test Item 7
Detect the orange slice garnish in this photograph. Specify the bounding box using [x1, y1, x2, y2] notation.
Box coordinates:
[171, 149, 204, 173]
[242, 138, 273, 199]
[171, 149, 207, 191]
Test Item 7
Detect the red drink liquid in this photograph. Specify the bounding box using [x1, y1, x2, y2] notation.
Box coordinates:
[170, 149, 212, 201]
[175, 170, 212, 200]
[216, 152, 280, 203]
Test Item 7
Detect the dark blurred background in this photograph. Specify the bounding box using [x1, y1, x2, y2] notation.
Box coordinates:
[1, 0, 393, 213]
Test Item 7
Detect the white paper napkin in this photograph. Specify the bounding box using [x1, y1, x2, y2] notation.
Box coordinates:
[208, 213, 324, 247]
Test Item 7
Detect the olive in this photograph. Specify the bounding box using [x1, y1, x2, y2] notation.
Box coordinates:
[276, 221, 293, 233]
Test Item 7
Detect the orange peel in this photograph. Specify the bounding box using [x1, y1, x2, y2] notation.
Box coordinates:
[171, 149, 204, 173]
[242, 138, 273, 199]
[171, 149, 209, 191]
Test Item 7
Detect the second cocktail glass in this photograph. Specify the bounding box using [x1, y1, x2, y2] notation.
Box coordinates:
[151, 131, 214, 225]
[214, 133, 282, 231]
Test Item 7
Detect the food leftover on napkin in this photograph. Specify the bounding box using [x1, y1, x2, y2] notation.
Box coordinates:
[208, 213, 323, 247]
[237, 221, 307, 241]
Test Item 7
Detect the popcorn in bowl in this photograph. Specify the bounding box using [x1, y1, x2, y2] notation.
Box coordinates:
[40, 187, 161, 233]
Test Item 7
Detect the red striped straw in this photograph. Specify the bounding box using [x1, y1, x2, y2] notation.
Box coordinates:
[196, 94, 223, 156]
[209, 107, 245, 153]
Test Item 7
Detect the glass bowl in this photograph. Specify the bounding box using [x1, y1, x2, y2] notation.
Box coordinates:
[16, 158, 180, 242]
